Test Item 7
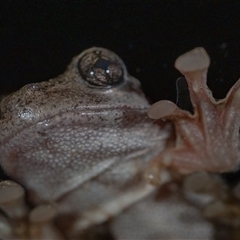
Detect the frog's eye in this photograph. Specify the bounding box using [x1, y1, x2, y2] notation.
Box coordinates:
[78, 50, 124, 87]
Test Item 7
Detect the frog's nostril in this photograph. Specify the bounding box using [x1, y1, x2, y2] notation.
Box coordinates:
[78, 49, 124, 87]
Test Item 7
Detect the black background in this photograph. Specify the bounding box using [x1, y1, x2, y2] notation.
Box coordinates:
[1, 1, 240, 182]
[2, 1, 240, 101]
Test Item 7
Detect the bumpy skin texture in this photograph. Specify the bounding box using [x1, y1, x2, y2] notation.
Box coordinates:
[0, 48, 170, 238]
[2, 47, 237, 240]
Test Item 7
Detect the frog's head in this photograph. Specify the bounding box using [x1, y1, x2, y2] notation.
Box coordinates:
[0, 47, 156, 138]
[0, 48, 168, 201]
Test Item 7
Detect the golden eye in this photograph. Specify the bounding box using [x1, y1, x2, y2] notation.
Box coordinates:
[78, 49, 124, 87]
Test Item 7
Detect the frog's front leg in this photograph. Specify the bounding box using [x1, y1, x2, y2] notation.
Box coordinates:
[146, 48, 240, 183]
[0, 180, 64, 239]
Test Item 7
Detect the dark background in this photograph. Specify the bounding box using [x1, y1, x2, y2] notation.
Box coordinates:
[2, 1, 240, 101]
[1, 1, 240, 182]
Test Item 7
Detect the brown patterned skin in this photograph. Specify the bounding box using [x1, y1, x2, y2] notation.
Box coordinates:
[0, 47, 169, 238]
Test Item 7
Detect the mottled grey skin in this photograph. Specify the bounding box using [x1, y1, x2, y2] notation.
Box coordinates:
[0, 47, 169, 236]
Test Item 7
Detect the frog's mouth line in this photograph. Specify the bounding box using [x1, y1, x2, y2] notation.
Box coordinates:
[1, 106, 152, 145]
[37, 106, 152, 129]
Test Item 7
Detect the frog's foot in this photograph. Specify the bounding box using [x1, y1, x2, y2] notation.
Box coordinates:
[0, 180, 64, 239]
[147, 48, 240, 183]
